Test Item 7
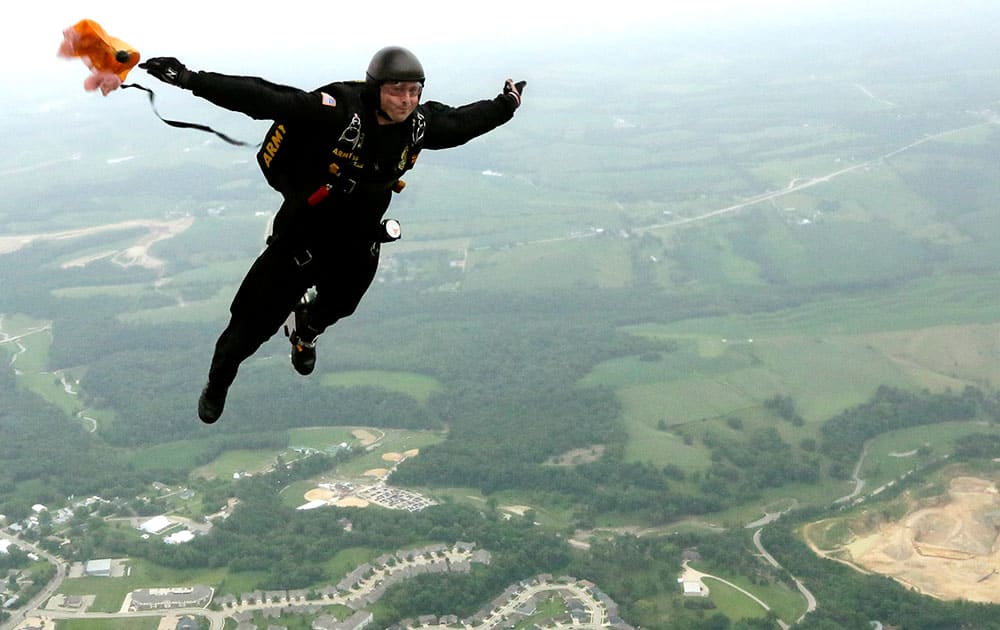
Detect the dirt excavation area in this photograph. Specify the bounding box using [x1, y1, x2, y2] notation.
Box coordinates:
[0, 218, 194, 270]
[814, 476, 1000, 603]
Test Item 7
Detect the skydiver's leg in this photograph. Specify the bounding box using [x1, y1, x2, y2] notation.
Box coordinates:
[306, 241, 381, 339]
[287, 242, 380, 377]
[199, 242, 312, 421]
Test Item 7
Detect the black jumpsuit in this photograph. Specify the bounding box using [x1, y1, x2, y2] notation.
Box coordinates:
[182, 71, 519, 389]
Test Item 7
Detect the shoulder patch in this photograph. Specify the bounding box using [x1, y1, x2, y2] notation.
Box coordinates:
[321, 92, 337, 107]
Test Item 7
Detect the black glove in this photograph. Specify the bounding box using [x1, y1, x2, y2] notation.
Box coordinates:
[503, 79, 527, 109]
[138, 57, 192, 88]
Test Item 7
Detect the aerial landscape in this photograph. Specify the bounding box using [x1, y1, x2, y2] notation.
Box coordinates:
[2, 1, 1000, 629]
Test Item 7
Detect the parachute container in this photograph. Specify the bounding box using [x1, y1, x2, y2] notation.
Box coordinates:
[58, 19, 139, 95]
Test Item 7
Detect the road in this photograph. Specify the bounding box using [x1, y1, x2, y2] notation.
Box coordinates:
[20, 608, 225, 630]
[514, 120, 997, 250]
[753, 527, 818, 624]
[834, 440, 871, 504]
[0, 532, 67, 630]
[633, 121, 995, 236]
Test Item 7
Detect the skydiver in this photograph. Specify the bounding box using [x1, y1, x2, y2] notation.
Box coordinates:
[138, 48, 526, 424]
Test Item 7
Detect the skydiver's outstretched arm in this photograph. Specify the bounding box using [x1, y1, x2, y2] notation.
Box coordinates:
[139, 57, 325, 122]
[422, 80, 526, 150]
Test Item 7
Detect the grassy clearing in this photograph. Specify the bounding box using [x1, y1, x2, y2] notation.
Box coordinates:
[118, 285, 238, 325]
[320, 370, 443, 405]
[626, 275, 1000, 340]
[321, 547, 380, 583]
[51, 283, 153, 299]
[288, 426, 360, 450]
[622, 420, 712, 471]
[129, 440, 219, 473]
[861, 420, 1000, 488]
[703, 570, 806, 625]
[466, 236, 634, 291]
[192, 449, 280, 479]
[604, 276, 1000, 475]
[701, 577, 769, 621]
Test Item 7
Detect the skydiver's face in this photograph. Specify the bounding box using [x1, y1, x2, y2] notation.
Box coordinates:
[378, 81, 422, 124]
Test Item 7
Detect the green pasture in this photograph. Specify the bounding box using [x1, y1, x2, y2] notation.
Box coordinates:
[622, 420, 712, 471]
[708, 572, 806, 625]
[701, 577, 769, 621]
[465, 235, 634, 291]
[667, 227, 767, 288]
[192, 448, 281, 479]
[51, 283, 153, 299]
[491, 491, 575, 527]
[626, 274, 1000, 340]
[129, 439, 219, 473]
[118, 285, 238, 325]
[288, 426, 361, 450]
[607, 275, 1000, 446]
[406, 486, 488, 507]
[320, 370, 443, 405]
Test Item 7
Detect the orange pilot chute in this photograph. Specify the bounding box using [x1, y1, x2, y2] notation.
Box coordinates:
[58, 19, 139, 95]
[56, 19, 254, 146]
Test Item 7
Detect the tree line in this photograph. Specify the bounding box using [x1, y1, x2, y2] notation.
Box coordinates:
[820, 385, 986, 479]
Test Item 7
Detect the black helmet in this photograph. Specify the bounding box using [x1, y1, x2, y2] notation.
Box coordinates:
[366, 46, 425, 85]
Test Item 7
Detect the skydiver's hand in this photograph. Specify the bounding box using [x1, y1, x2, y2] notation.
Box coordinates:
[503, 79, 526, 109]
[139, 57, 192, 88]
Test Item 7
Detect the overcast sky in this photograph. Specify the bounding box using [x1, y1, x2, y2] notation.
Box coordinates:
[3, 0, 996, 99]
[6, 1, 860, 82]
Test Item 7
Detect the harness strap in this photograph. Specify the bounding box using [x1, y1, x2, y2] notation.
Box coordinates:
[123, 83, 256, 147]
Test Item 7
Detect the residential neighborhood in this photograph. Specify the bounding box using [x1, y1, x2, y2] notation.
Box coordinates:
[2, 530, 634, 630]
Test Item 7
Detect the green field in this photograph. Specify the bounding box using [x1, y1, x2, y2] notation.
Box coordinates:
[320, 370, 443, 405]
[860, 421, 1000, 488]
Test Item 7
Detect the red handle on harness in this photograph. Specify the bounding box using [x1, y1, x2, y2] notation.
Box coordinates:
[307, 184, 332, 206]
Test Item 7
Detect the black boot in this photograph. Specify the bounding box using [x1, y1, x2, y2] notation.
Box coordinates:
[198, 383, 228, 424]
[288, 294, 319, 376]
[289, 333, 317, 375]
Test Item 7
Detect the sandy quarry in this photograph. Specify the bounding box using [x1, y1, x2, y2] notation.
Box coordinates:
[821, 476, 1000, 602]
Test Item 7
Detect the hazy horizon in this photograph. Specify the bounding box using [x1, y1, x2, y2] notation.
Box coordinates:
[7, 0, 998, 95]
